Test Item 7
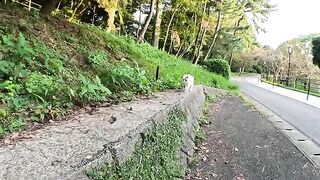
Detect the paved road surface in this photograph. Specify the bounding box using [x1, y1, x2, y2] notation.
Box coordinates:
[186, 97, 320, 180]
[233, 77, 320, 146]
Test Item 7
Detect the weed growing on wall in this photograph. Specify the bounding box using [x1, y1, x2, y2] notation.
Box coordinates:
[195, 94, 216, 145]
[87, 108, 187, 180]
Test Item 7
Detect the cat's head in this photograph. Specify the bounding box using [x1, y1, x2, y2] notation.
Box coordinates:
[182, 74, 189, 83]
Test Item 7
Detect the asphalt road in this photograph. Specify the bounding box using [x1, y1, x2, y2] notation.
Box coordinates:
[233, 77, 320, 146]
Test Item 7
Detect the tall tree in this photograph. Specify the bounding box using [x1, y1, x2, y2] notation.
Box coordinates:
[152, 0, 163, 48]
[96, 0, 119, 32]
[193, 20, 209, 64]
[137, 0, 156, 43]
[191, 1, 207, 61]
[203, 9, 222, 62]
[161, 4, 180, 51]
[228, 15, 245, 66]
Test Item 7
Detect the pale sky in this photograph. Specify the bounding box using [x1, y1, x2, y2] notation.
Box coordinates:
[256, 0, 320, 49]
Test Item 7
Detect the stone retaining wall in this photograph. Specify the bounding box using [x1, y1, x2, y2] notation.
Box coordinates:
[0, 85, 221, 179]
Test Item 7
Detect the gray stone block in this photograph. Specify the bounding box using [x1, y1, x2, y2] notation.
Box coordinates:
[0, 85, 224, 179]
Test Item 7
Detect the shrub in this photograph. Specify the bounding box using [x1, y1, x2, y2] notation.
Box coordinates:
[247, 68, 256, 73]
[100, 63, 152, 94]
[203, 59, 231, 79]
[78, 74, 112, 102]
[25, 72, 66, 101]
[252, 64, 263, 74]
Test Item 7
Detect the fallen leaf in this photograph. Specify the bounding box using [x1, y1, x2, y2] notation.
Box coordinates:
[11, 133, 19, 140]
[201, 146, 208, 150]
[4, 139, 11, 145]
[233, 175, 246, 180]
[202, 156, 208, 162]
[211, 173, 218, 178]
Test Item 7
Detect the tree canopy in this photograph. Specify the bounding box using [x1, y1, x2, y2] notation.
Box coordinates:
[312, 36, 320, 67]
[30, 0, 275, 64]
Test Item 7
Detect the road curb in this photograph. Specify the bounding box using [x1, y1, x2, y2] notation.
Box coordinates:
[240, 93, 320, 170]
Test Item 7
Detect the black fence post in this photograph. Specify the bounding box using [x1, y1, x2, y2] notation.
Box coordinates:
[272, 75, 275, 88]
[156, 66, 160, 80]
[307, 79, 311, 100]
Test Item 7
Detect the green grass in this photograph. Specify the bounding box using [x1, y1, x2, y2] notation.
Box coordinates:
[0, 3, 238, 137]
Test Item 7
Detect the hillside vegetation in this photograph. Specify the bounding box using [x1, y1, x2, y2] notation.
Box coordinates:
[0, 4, 237, 137]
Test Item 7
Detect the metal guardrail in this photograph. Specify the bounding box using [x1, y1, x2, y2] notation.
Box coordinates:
[4, 0, 42, 11]
[261, 74, 320, 100]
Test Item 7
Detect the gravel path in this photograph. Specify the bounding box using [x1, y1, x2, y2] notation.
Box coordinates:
[185, 96, 320, 180]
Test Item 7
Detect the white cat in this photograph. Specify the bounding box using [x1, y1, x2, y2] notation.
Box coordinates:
[182, 74, 194, 92]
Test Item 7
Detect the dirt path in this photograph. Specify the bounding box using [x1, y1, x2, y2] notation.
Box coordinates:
[186, 96, 320, 180]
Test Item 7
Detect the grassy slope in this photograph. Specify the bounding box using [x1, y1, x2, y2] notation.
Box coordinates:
[0, 4, 237, 137]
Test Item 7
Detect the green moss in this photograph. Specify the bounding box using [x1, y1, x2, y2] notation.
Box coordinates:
[87, 108, 187, 180]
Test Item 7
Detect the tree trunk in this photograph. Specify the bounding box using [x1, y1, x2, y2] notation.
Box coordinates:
[40, 0, 60, 15]
[106, 8, 117, 32]
[179, 43, 192, 58]
[168, 36, 173, 53]
[153, 0, 163, 48]
[162, 6, 179, 51]
[91, 5, 96, 24]
[229, 52, 234, 67]
[192, 24, 202, 60]
[137, 0, 156, 43]
[203, 10, 222, 62]
[175, 42, 184, 57]
[69, 0, 84, 21]
[228, 15, 245, 64]
[136, 4, 142, 37]
[118, 10, 127, 35]
[192, 3, 207, 60]
[193, 29, 207, 64]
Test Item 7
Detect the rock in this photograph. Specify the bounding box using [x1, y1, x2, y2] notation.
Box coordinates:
[109, 115, 117, 124]
[211, 173, 218, 178]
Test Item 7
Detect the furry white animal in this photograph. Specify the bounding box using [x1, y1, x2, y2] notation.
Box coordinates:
[182, 74, 194, 92]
